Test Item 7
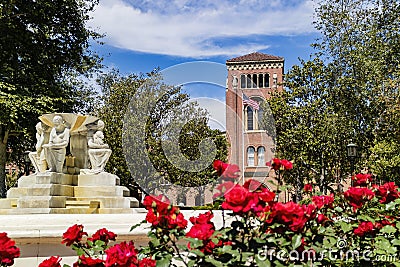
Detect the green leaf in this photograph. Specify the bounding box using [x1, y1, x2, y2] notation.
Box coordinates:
[334, 207, 343, 213]
[292, 234, 302, 250]
[381, 225, 397, 234]
[130, 220, 147, 231]
[385, 201, 397, 211]
[337, 221, 353, 233]
[256, 256, 271, 267]
[156, 255, 172, 267]
[205, 257, 223, 267]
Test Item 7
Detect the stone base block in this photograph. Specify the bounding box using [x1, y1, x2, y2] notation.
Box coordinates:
[98, 208, 135, 214]
[74, 186, 129, 197]
[36, 173, 76, 185]
[18, 196, 66, 208]
[17, 175, 36, 187]
[78, 172, 120, 186]
[72, 197, 139, 208]
[0, 198, 17, 209]
[7, 185, 74, 198]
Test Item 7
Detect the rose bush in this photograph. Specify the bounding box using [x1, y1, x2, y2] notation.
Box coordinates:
[2, 159, 400, 266]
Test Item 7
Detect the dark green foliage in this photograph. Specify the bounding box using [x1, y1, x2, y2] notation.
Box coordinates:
[264, 0, 400, 188]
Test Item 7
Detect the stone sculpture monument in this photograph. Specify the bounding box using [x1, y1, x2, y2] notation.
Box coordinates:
[87, 130, 112, 173]
[29, 122, 48, 173]
[43, 115, 70, 173]
[0, 113, 139, 214]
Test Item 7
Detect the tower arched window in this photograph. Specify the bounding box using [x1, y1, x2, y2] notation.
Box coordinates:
[247, 74, 252, 88]
[246, 106, 254, 130]
[252, 74, 257, 88]
[258, 74, 264, 88]
[240, 74, 246, 88]
[264, 73, 270, 88]
[257, 146, 265, 166]
[247, 146, 255, 166]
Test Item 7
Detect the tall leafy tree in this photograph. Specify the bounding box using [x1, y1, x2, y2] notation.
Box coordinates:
[96, 71, 228, 196]
[264, 0, 400, 190]
[0, 0, 102, 196]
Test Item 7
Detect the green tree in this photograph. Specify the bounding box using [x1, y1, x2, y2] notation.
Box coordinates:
[0, 0, 102, 196]
[264, 0, 400, 190]
[96, 71, 228, 196]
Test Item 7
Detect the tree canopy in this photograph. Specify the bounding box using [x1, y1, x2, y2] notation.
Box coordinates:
[264, 0, 400, 190]
[96, 70, 228, 197]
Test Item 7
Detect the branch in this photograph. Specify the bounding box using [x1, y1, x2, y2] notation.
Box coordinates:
[2, 129, 9, 145]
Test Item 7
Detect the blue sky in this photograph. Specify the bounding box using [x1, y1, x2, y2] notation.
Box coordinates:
[89, 0, 320, 129]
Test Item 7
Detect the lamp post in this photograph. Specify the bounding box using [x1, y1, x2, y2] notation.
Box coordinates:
[347, 142, 358, 186]
[23, 151, 31, 176]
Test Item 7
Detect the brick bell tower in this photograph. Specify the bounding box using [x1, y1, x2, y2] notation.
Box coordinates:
[225, 52, 284, 181]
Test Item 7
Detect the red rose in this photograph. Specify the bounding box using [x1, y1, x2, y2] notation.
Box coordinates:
[280, 159, 293, 170]
[61, 224, 88, 247]
[189, 211, 213, 225]
[166, 207, 188, 230]
[187, 222, 215, 241]
[105, 241, 138, 267]
[344, 187, 375, 210]
[213, 160, 240, 179]
[243, 179, 264, 191]
[186, 211, 221, 254]
[258, 187, 276, 203]
[73, 255, 104, 267]
[143, 195, 169, 212]
[304, 204, 317, 220]
[352, 173, 372, 187]
[375, 182, 400, 204]
[139, 258, 156, 267]
[143, 195, 187, 230]
[303, 183, 313, 193]
[312, 194, 334, 209]
[221, 184, 255, 213]
[354, 221, 375, 237]
[266, 158, 281, 170]
[88, 228, 117, 245]
[39, 256, 62, 267]
[243, 179, 275, 206]
[0, 232, 20, 266]
[271, 202, 309, 232]
[316, 214, 329, 224]
[213, 181, 235, 199]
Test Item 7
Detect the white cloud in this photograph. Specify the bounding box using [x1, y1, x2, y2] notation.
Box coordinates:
[89, 0, 316, 58]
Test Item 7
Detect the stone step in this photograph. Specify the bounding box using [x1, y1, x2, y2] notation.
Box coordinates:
[3, 207, 99, 214]
[0, 198, 17, 209]
[17, 175, 36, 187]
[98, 208, 136, 214]
[18, 196, 66, 208]
[74, 186, 130, 197]
[69, 197, 139, 208]
[78, 172, 120, 186]
[36, 173, 77, 185]
[7, 185, 74, 198]
[66, 200, 100, 208]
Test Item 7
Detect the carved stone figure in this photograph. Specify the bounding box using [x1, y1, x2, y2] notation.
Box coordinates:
[28, 122, 48, 173]
[43, 115, 70, 173]
[87, 129, 111, 173]
[70, 129, 88, 169]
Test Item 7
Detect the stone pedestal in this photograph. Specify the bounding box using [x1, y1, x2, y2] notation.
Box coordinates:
[0, 172, 139, 214]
